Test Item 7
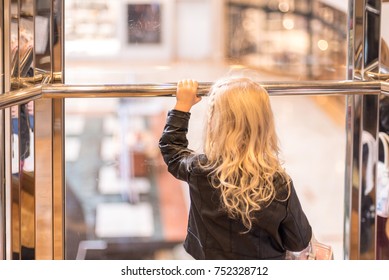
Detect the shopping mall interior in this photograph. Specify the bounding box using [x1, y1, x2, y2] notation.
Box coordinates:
[63, 0, 349, 260]
[1, 0, 389, 260]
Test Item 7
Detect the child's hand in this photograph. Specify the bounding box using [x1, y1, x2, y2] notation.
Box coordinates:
[174, 79, 202, 112]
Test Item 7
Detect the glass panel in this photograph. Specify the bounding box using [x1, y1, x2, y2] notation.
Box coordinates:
[35, 0, 52, 74]
[64, 0, 348, 259]
[64, 94, 346, 260]
[64, 0, 347, 83]
[226, 0, 347, 79]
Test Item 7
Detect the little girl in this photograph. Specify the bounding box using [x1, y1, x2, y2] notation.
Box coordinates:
[159, 77, 312, 259]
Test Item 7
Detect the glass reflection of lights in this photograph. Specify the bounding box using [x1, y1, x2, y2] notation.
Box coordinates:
[282, 18, 295, 30]
[279, 2, 290, 13]
[318, 39, 329, 51]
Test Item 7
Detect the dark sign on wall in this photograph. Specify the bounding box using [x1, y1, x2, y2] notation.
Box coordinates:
[127, 4, 161, 44]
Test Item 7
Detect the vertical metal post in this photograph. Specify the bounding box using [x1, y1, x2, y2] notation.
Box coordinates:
[52, 0, 64, 260]
[34, 0, 53, 260]
[19, 0, 36, 260]
[0, 0, 66, 260]
[0, 0, 5, 261]
[3, 0, 12, 260]
[34, 0, 64, 260]
[345, 0, 381, 260]
[9, 0, 21, 260]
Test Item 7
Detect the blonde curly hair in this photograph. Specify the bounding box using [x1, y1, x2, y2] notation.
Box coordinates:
[203, 76, 290, 231]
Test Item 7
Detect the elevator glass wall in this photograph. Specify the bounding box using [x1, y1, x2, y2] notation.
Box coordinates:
[2, 0, 388, 260]
[63, 0, 348, 260]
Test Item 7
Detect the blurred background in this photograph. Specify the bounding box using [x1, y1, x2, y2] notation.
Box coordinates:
[63, 0, 351, 260]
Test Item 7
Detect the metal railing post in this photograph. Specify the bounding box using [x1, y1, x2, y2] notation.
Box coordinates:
[345, 0, 382, 260]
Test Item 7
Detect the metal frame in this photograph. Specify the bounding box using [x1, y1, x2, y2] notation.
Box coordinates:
[1, 0, 12, 261]
[345, 0, 388, 260]
[0, 79, 385, 260]
[0, 0, 4, 260]
[0, 0, 65, 260]
[0, 80, 383, 110]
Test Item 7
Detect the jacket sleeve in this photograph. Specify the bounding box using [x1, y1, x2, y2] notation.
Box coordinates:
[279, 183, 312, 252]
[158, 109, 196, 182]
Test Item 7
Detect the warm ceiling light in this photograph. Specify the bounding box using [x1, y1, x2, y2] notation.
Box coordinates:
[318, 39, 329, 51]
[279, 2, 290, 12]
[282, 18, 294, 30]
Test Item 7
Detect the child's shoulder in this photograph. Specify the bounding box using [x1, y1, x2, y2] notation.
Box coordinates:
[273, 172, 292, 201]
[188, 154, 211, 175]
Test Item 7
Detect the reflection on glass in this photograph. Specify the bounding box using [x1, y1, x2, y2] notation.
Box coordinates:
[9, 0, 36, 260]
[10, 19, 18, 88]
[10, 104, 34, 259]
[35, 0, 52, 73]
[367, 0, 380, 10]
[10, 104, 20, 260]
[360, 94, 380, 259]
[18, 102, 34, 260]
[11, 102, 34, 259]
[365, 11, 380, 68]
[382, 3, 389, 73]
[20, 10, 34, 77]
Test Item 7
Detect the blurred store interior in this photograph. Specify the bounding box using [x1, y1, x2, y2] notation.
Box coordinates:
[58, 0, 388, 260]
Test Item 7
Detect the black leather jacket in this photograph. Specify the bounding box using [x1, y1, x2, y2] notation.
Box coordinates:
[159, 109, 312, 260]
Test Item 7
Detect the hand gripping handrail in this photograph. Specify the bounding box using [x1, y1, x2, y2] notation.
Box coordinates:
[0, 80, 384, 110]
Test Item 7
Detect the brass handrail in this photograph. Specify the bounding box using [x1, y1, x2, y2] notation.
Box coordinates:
[0, 85, 42, 109]
[0, 80, 383, 110]
[381, 81, 389, 94]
